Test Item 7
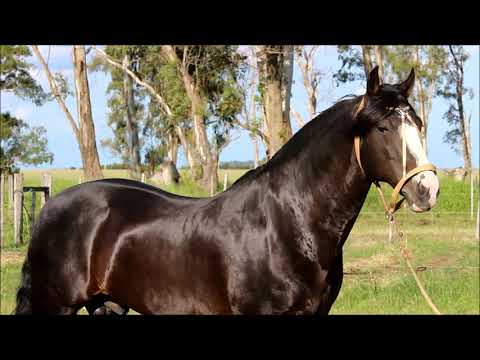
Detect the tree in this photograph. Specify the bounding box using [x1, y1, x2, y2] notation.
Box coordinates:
[32, 46, 104, 181]
[140, 47, 194, 175]
[255, 45, 294, 157]
[92, 46, 195, 178]
[335, 45, 448, 153]
[373, 46, 384, 80]
[335, 45, 385, 86]
[437, 45, 473, 177]
[334, 45, 365, 85]
[0, 112, 53, 173]
[384, 46, 448, 152]
[90, 46, 145, 180]
[93, 45, 245, 191]
[291, 46, 325, 126]
[233, 46, 267, 168]
[0, 45, 48, 106]
[160, 45, 245, 191]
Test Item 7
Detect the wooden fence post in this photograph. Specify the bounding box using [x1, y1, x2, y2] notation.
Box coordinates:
[141, 173, 146, 183]
[1, 174, 4, 247]
[30, 191, 36, 236]
[13, 173, 24, 246]
[41, 173, 53, 207]
[386, 219, 394, 244]
[471, 172, 474, 220]
[223, 173, 228, 191]
[476, 197, 479, 241]
[8, 174, 14, 210]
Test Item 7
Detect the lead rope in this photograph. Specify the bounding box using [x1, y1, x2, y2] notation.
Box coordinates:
[374, 182, 442, 314]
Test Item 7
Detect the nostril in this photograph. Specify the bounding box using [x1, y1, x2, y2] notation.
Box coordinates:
[417, 183, 429, 197]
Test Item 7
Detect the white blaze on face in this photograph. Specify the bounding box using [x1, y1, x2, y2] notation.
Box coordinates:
[401, 120, 440, 209]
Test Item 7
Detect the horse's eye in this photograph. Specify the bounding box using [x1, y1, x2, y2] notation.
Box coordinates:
[377, 126, 388, 133]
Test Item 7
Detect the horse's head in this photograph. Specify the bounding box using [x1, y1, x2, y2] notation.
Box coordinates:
[354, 66, 439, 212]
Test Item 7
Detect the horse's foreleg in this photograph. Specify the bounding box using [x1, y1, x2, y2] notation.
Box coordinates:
[315, 254, 344, 315]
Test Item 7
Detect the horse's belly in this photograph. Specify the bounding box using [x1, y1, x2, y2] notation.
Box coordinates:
[101, 234, 232, 314]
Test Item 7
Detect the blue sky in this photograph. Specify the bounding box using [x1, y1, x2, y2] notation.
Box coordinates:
[2, 45, 479, 170]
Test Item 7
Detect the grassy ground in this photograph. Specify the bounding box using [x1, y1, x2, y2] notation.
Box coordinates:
[1, 168, 478, 315]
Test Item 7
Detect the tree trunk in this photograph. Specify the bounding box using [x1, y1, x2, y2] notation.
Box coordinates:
[454, 62, 471, 177]
[295, 46, 320, 121]
[122, 54, 142, 180]
[257, 45, 293, 156]
[176, 126, 201, 179]
[281, 46, 294, 130]
[32, 46, 103, 181]
[361, 45, 373, 79]
[72, 46, 103, 181]
[0, 173, 4, 248]
[162, 45, 218, 191]
[418, 94, 428, 152]
[190, 87, 217, 190]
[374, 45, 384, 79]
[8, 173, 13, 210]
[167, 132, 179, 166]
[466, 113, 472, 176]
[251, 134, 260, 168]
[412, 46, 428, 153]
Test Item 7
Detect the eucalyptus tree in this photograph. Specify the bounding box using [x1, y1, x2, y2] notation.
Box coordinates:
[437, 45, 474, 176]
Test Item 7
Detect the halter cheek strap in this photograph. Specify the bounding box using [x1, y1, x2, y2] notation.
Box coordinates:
[353, 105, 437, 215]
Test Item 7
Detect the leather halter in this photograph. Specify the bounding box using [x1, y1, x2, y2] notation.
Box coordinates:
[353, 97, 437, 214]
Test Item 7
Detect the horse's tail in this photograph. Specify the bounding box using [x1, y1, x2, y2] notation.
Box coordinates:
[13, 252, 33, 314]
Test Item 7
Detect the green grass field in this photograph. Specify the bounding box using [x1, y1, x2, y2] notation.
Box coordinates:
[1, 168, 479, 315]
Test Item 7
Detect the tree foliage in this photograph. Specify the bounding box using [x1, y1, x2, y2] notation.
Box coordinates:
[90, 46, 146, 164]
[437, 46, 473, 155]
[0, 112, 53, 173]
[91, 45, 246, 180]
[170, 45, 246, 150]
[0, 45, 48, 105]
[383, 45, 448, 104]
[333, 45, 365, 85]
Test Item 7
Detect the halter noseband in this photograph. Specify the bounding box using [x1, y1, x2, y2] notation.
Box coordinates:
[353, 98, 437, 214]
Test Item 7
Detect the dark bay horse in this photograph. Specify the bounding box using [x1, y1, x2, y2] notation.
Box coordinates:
[14, 66, 439, 315]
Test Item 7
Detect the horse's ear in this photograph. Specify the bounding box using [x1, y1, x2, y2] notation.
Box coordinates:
[366, 66, 380, 96]
[399, 68, 415, 97]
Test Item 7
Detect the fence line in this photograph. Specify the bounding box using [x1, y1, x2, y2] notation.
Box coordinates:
[0, 173, 53, 248]
[0, 171, 478, 248]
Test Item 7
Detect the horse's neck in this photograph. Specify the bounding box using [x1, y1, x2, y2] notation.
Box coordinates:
[269, 118, 372, 250]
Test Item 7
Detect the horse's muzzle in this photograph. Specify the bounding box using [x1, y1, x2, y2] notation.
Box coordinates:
[403, 170, 439, 212]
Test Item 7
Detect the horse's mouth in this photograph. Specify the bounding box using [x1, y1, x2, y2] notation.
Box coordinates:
[401, 189, 433, 213]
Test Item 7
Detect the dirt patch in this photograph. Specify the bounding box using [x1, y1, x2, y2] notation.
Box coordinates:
[1, 251, 26, 266]
[348, 236, 379, 248]
[426, 255, 456, 268]
[416, 219, 432, 226]
[345, 252, 399, 271]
